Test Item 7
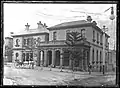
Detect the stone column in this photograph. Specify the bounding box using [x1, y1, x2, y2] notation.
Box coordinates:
[69, 59, 72, 69]
[60, 49, 63, 67]
[44, 50, 47, 67]
[25, 52, 26, 61]
[52, 49, 55, 67]
[29, 52, 30, 61]
[36, 50, 40, 66]
[85, 51, 88, 71]
[90, 47, 92, 65]
[40, 51, 43, 66]
[81, 49, 84, 70]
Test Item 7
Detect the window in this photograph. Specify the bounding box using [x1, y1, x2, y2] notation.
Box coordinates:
[96, 50, 98, 63]
[16, 53, 19, 58]
[66, 30, 70, 40]
[23, 39, 26, 45]
[30, 53, 33, 61]
[97, 33, 99, 44]
[105, 53, 107, 63]
[100, 34, 103, 45]
[27, 38, 29, 45]
[92, 49, 94, 63]
[53, 31, 57, 40]
[93, 30, 95, 42]
[106, 38, 108, 47]
[37, 37, 41, 46]
[100, 51, 102, 63]
[15, 39, 20, 47]
[81, 29, 86, 38]
[33, 38, 37, 46]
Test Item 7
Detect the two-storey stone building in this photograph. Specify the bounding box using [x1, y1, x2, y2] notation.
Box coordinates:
[12, 16, 110, 72]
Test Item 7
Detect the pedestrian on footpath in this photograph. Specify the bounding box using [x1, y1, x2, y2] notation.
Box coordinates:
[88, 63, 92, 75]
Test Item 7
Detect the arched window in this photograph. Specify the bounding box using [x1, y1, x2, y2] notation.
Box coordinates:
[15, 39, 20, 47]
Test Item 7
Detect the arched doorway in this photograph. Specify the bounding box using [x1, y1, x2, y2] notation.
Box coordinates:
[47, 51, 52, 65]
[26, 53, 29, 61]
[55, 50, 60, 66]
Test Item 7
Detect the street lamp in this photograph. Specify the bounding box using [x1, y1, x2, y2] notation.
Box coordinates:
[102, 25, 108, 75]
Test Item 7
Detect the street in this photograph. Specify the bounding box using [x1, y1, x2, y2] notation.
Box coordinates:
[3, 63, 116, 86]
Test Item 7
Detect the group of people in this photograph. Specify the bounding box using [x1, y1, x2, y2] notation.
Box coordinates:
[14, 59, 36, 69]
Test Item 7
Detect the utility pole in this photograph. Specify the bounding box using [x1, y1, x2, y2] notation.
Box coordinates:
[102, 25, 108, 75]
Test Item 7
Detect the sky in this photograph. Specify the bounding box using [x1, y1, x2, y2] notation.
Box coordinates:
[4, 3, 117, 50]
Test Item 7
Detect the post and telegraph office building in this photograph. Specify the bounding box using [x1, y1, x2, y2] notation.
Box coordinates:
[12, 16, 110, 72]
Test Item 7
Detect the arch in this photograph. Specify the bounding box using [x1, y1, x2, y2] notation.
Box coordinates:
[55, 50, 60, 66]
[47, 51, 52, 65]
[26, 53, 29, 61]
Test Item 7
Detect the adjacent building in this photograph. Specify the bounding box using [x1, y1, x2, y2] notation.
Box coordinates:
[4, 36, 13, 62]
[108, 49, 116, 72]
[12, 16, 110, 72]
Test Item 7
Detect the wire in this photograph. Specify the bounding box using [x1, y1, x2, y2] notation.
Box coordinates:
[36, 12, 85, 21]
[37, 11, 85, 19]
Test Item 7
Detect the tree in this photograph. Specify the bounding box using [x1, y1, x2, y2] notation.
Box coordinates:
[65, 31, 86, 80]
[65, 31, 85, 71]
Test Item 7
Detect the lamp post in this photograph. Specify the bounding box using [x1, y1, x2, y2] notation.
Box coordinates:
[109, 7, 115, 50]
[102, 25, 107, 75]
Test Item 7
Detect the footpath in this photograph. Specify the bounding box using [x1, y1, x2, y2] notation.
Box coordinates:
[35, 66, 116, 76]
[5, 62, 116, 76]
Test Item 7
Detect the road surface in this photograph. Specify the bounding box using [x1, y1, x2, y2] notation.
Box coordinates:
[3, 63, 116, 86]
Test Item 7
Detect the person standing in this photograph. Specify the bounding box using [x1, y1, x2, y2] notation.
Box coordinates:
[88, 63, 92, 74]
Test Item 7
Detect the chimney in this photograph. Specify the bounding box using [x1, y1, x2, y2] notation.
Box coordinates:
[87, 16, 92, 22]
[43, 23, 47, 28]
[25, 23, 30, 30]
[37, 21, 43, 29]
[10, 32, 14, 34]
[92, 21, 97, 26]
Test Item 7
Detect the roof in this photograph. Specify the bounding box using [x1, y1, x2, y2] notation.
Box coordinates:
[5, 37, 13, 39]
[48, 20, 90, 29]
[12, 27, 49, 37]
[48, 20, 110, 38]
